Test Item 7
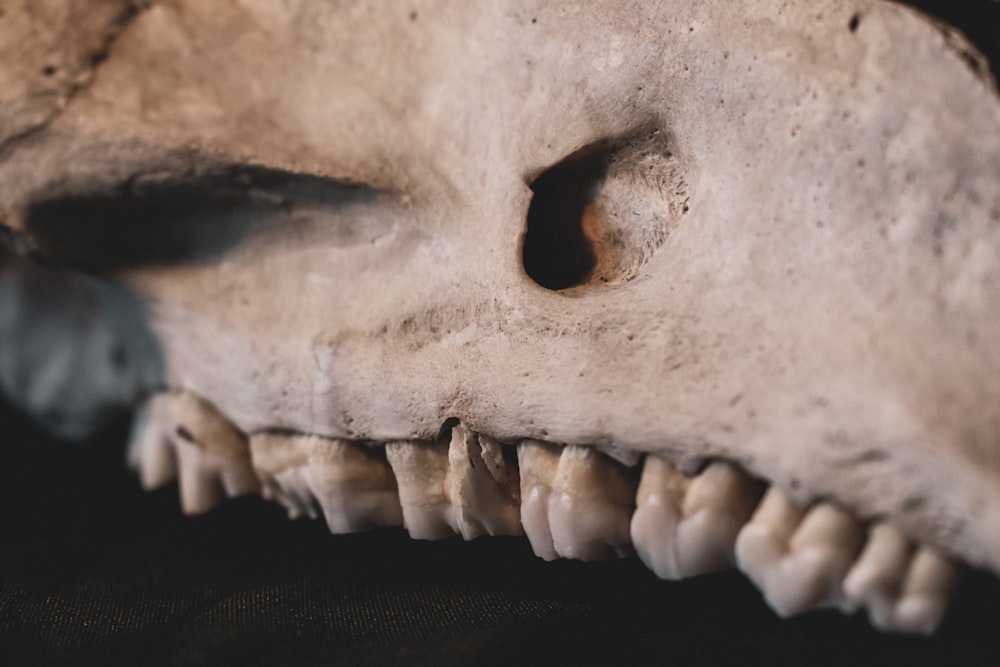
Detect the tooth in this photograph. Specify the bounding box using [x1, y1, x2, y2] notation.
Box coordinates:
[890, 548, 959, 635]
[630, 456, 690, 577]
[126, 394, 177, 490]
[678, 462, 765, 576]
[385, 439, 456, 540]
[447, 424, 522, 540]
[734, 486, 807, 614]
[307, 436, 403, 534]
[633, 458, 763, 580]
[272, 465, 320, 520]
[168, 391, 259, 514]
[248, 431, 313, 518]
[548, 445, 638, 561]
[518, 439, 562, 560]
[843, 523, 914, 627]
[780, 503, 865, 614]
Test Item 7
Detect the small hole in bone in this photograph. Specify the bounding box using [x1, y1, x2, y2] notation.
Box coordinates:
[848, 13, 861, 32]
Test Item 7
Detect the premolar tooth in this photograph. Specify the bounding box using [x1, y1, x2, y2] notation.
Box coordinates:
[248, 432, 313, 519]
[126, 394, 176, 490]
[447, 424, 522, 540]
[891, 548, 959, 635]
[168, 391, 259, 515]
[307, 436, 403, 534]
[548, 444, 638, 561]
[843, 523, 914, 627]
[385, 439, 456, 540]
[272, 465, 320, 520]
[632, 458, 763, 580]
[517, 439, 562, 560]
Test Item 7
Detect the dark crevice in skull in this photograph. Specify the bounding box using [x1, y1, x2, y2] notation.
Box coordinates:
[522, 144, 603, 290]
[522, 126, 686, 292]
[22, 166, 379, 271]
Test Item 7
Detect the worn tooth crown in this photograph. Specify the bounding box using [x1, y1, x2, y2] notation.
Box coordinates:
[127, 389, 960, 634]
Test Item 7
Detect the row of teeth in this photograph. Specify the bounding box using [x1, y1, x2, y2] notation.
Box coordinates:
[127, 390, 959, 635]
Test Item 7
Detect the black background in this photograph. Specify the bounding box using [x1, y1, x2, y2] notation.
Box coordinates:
[2, 401, 1000, 666]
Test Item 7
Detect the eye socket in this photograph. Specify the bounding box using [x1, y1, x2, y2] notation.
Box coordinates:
[23, 166, 377, 271]
[521, 126, 689, 292]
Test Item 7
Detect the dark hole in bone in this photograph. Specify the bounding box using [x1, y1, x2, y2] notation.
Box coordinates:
[23, 166, 377, 271]
[848, 13, 861, 32]
[175, 426, 195, 443]
[522, 144, 604, 290]
[522, 126, 683, 291]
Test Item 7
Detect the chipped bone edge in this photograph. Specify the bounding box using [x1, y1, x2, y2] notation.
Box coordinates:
[126, 389, 960, 635]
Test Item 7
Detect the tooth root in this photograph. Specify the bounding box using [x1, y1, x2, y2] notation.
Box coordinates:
[385, 439, 456, 540]
[548, 445, 638, 561]
[307, 436, 403, 534]
[518, 439, 562, 560]
[448, 425, 523, 540]
[843, 523, 914, 626]
[889, 548, 959, 635]
[167, 391, 259, 514]
[630, 456, 690, 578]
[126, 394, 177, 490]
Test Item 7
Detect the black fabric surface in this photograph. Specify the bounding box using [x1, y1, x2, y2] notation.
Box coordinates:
[1, 401, 999, 666]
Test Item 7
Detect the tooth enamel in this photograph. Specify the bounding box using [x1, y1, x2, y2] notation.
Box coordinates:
[548, 444, 638, 561]
[630, 456, 690, 577]
[517, 439, 562, 560]
[633, 458, 763, 579]
[734, 486, 807, 615]
[248, 431, 312, 517]
[385, 439, 457, 540]
[307, 436, 403, 534]
[126, 394, 177, 490]
[890, 548, 959, 635]
[447, 424, 522, 540]
[167, 392, 260, 514]
[843, 523, 914, 626]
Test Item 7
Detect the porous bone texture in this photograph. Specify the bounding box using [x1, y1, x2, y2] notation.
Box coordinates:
[0, 0, 999, 575]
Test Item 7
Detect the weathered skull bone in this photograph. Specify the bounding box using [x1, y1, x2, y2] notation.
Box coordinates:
[0, 0, 998, 634]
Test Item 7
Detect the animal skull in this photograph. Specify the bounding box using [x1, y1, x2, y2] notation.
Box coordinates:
[1, 0, 998, 634]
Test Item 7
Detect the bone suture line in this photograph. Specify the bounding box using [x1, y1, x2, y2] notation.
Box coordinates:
[127, 390, 959, 634]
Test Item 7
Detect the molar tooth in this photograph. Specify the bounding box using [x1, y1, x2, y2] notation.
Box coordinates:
[307, 437, 403, 534]
[168, 391, 259, 515]
[843, 523, 914, 627]
[678, 461, 764, 577]
[734, 486, 807, 614]
[447, 424, 522, 540]
[633, 459, 763, 579]
[518, 439, 562, 560]
[630, 456, 690, 577]
[548, 445, 638, 561]
[890, 548, 959, 635]
[126, 394, 177, 490]
[385, 439, 456, 540]
[737, 494, 864, 617]
[780, 503, 864, 614]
